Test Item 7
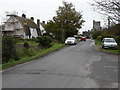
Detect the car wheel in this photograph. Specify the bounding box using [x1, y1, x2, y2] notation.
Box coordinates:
[102, 45, 104, 49]
[114, 47, 117, 50]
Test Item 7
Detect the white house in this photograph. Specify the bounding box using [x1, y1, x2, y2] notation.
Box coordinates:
[40, 23, 46, 35]
[3, 13, 40, 39]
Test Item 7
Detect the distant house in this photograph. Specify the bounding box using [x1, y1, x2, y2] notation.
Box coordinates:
[2, 13, 41, 39]
[92, 20, 101, 31]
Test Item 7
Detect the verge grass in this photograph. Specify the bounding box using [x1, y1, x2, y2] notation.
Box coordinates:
[2, 43, 65, 70]
[95, 39, 102, 46]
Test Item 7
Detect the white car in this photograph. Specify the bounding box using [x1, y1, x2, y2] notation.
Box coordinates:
[65, 37, 77, 45]
[102, 38, 118, 49]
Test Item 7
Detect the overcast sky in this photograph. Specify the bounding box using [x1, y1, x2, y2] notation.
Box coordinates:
[0, 0, 105, 33]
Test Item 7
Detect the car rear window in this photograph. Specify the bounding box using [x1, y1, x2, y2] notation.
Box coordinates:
[82, 37, 86, 38]
[67, 38, 75, 40]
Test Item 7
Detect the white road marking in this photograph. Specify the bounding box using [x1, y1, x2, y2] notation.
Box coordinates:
[90, 42, 95, 47]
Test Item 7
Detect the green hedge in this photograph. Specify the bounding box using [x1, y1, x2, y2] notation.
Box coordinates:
[2, 36, 19, 64]
[37, 36, 52, 48]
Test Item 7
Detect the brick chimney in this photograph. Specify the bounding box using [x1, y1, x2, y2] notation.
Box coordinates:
[30, 17, 34, 21]
[22, 13, 26, 18]
[42, 21, 45, 24]
[37, 19, 41, 36]
[37, 19, 40, 28]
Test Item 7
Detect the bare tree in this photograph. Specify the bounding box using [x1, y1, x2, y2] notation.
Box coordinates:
[91, 0, 120, 23]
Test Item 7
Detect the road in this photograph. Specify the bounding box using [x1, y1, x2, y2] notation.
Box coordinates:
[2, 39, 118, 88]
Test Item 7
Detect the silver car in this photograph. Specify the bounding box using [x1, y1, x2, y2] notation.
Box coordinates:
[65, 37, 77, 45]
[102, 38, 118, 49]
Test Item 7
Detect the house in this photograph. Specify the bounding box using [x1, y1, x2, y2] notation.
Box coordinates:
[2, 13, 41, 39]
[0, 25, 5, 31]
[40, 22, 46, 35]
[92, 20, 101, 31]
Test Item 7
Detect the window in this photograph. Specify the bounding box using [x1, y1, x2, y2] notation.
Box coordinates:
[16, 29, 20, 31]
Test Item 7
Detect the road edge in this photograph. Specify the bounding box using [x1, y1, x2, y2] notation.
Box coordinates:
[96, 45, 119, 55]
[1, 44, 66, 72]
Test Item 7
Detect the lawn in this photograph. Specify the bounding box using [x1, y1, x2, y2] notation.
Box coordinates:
[16, 39, 38, 45]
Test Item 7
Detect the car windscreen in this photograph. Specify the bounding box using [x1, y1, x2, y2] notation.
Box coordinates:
[67, 38, 75, 40]
[104, 39, 115, 43]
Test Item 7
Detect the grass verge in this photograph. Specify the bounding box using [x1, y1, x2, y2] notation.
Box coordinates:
[1, 43, 65, 70]
[95, 39, 102, 46]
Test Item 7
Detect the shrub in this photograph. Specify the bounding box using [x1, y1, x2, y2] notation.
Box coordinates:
[18, 48, 36, 58]
[37, 36, 52, 48]
[26, 37, 38, 42]
[113, 36, 120, 44]
[31, 37, 38, 42]
[43, 33, 53, 38]
[92, 30, 101, 39]
[96, 36, 102, 41]
[13, 38, 24, 44]
[2, 36, 19, 63]
[24, 42, 29, 49]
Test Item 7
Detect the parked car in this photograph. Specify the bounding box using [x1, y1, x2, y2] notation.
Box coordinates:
[81, 36, 86, 41]
[102, 38, 118, 49]
[65, 37, 77, 45]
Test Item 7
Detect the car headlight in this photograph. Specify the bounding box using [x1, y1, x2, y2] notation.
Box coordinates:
[104, 44, 108, 46]
[72, 41, 75, 43]
[115, 44, 118, 46]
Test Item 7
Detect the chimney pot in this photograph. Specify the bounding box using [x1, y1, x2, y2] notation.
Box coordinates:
[30, 17, 34, 21]
[22, 13, 26, 18]
[42, 21, 45, 24]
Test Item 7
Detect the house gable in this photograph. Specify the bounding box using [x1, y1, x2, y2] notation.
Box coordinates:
[4, 16, 23, 31]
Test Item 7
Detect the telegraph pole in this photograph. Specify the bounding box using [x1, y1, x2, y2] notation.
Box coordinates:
[108, 16, 110, 28]
[61, 9, 63, 44]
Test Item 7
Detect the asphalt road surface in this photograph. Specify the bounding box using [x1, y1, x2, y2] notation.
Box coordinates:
[2, 39, 118, 88]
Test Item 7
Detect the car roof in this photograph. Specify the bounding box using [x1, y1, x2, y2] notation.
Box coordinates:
[103, 38, 114, 39]
[67, 37, 75, 38]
